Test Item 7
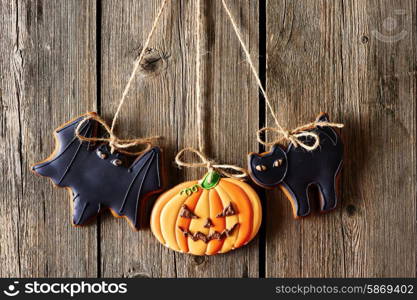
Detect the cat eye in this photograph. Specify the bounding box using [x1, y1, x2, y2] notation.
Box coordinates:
[273, 159, 283, 167]
[255, 164, 267, 171]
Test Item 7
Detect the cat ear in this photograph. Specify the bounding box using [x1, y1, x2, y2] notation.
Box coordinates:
[271, 144, 286, 156]
[315, 112, 330, 123]
[248, 152, 260, 164]
[315, 113, 339, 145]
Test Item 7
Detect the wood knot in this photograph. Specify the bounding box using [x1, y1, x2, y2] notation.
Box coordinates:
[346, 204, 357, 216]
[125, 270, 151, 278]
[361, 35, 369, 44]
[138, 48, 169, 77]
[193, 255, 207, 265]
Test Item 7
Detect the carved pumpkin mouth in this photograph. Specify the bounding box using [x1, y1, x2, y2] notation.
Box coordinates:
[177, 203, 239, 243]
[178, 223, 239, 243]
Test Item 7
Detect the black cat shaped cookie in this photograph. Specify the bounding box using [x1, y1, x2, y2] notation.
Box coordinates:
[248, 113, 343, 218]
[31, 112, 164, 230]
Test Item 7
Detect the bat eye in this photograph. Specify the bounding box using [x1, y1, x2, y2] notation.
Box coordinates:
[96, 149, 108, 159]
[111, 159, 123, 167]
[273, 159, 283, 167]
[255, 164, 267, 171]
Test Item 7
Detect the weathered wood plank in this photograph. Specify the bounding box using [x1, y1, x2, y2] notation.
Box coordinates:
[265, 0, 346, 277]
[174, 0, 260, 278]
[0, 0, 97, 277]
[0, 0, 21, 277]
[100, 0, 259, 278]
[340, 0, 416, 277]
[265, 0, 416, 277]
[99, 0, 176, 278]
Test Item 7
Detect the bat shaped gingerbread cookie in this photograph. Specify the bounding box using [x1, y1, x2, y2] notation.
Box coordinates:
[248, 113, 343, 217]
[32, 113, 164, 230]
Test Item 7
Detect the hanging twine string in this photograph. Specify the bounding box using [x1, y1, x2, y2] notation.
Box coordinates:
[195, 0, 205, 153]
[110, 0, 169, 133]
[175, 0, 248, 180]
[175, 148, 248, 179]
[75, 0, 169, 155]
[221, 0, 344, 151]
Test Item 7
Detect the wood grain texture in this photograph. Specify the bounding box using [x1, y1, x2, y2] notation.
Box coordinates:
[265, 0, 416, 277]
[0, 0, 415, 278]
[339, 0, 416, 277]
[0, 0, 97, 277]
[99, 0, 259, 278]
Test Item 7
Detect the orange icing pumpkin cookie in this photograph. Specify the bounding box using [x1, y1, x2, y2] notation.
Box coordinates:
[150, 171, 262, 255]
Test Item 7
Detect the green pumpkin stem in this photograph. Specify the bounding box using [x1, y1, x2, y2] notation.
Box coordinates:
[200, 171, 221, 190]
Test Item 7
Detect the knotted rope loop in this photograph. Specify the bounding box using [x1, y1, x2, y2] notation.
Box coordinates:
[75, 114, 160, 156]
[257, 121, 344, 151]
[175, 147, 248, 179]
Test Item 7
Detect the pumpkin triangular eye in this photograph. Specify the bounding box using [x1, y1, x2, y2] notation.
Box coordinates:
[179, 205, 199, 219]
[216, 203, 236, 217]
[273, 159, 284, 167]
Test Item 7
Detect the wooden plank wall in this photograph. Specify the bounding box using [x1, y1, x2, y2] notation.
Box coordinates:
[0, 0, 415, 278]
[0, 0, 97, 277]
[99, 0, 259, 278]
[265, 0, 416, 277]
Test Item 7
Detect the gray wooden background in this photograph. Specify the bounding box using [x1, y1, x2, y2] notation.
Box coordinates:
[0, 0, 415, 278]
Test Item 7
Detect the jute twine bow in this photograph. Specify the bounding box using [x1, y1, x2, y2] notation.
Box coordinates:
[75, 113, 160, 155]
[257, 121, 344, 151]
[175, 148, 248, 180]
[221, 0, 344, 151]
[74, 0, 169, 155]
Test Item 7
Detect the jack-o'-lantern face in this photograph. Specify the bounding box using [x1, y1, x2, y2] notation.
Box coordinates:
[150, 172, 262, 255]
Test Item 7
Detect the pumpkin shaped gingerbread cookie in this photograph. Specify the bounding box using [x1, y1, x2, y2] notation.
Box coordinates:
[150, 171, 262, 255]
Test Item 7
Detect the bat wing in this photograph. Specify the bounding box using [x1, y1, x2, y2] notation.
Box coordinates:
[72, 193, 102, 226]
[32, 113, 103, 226]
[32, 113, 96, 185]
[116, 147, 163, 229]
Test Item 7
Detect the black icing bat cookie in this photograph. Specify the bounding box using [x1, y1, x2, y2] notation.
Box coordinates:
[248, 113, 343, 218]
[32, 112, 164, 230]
